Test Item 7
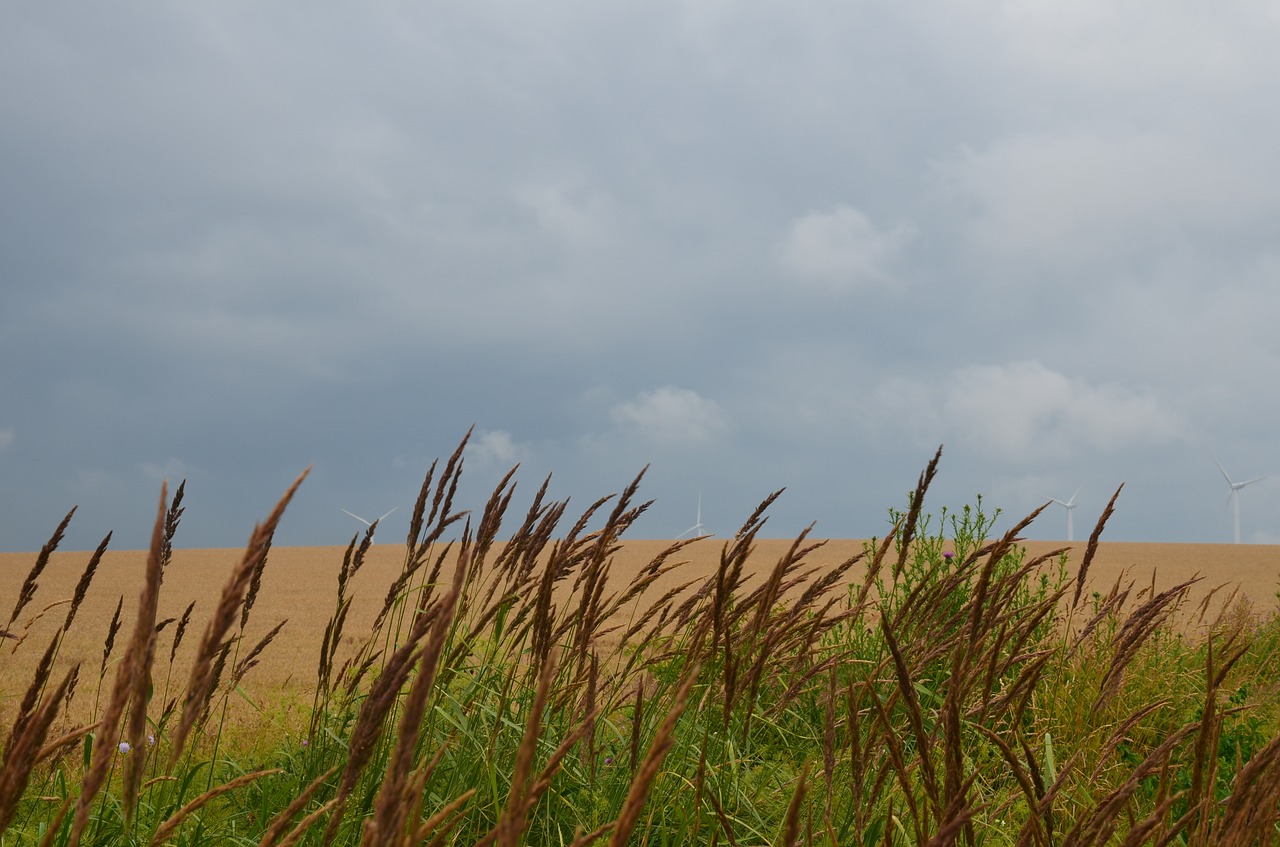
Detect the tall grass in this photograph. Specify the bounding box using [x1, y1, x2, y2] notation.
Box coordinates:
[3, 433, 1280, 845]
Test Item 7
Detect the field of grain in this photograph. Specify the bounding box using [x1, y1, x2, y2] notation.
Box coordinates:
[5, 538, 1278, 707]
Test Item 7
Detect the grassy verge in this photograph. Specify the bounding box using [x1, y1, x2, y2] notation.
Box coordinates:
[3, 434, 1280, 846]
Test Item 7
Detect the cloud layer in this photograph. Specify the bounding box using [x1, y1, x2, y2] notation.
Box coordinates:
[2, 4, 1278, 550]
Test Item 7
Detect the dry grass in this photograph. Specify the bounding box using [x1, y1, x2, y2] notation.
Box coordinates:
[3, 433, 1280, 846]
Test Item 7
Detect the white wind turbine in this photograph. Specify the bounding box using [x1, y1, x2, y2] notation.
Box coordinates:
[341, 506, 397, 532]
[676, 493, 711, 539]
[1045, 486, 1082, 542]
[1211, 452, 1263, 544]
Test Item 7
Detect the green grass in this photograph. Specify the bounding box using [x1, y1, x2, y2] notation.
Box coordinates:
[4, 434, 1280, 846]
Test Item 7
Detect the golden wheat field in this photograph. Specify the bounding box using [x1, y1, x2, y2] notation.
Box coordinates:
[3, 538, 1278, 719]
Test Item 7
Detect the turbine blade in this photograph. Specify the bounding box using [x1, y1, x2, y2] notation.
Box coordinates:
[1210, 451, 1235, 486]
[1238, 477, 1265, 488]
[342, 508, 373, 526]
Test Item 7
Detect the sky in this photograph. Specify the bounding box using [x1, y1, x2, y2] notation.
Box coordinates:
[3, 2, 1279, 553]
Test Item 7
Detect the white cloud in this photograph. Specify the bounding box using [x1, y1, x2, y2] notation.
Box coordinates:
[776, 205, 914, 290]
[465, 429, 525, 467]
[995, 1, 1273, 91]
[946, 361, 1185, 460]
[70, 468, 114, 495]
[937, 132, 1277, 272]
[610, 386, 730, 447]
[870, 361, 1186, 463]
[519, 183, 617, 250]
[139, 458, 193, 484]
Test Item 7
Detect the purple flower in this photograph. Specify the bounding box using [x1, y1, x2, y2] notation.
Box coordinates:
[117, 742, 131, 754]
[943, 551, 954, 560]
[604, 756, 614, 766]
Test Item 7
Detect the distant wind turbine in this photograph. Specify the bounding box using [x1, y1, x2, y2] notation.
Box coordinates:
[676, 494, 711, 539]
[341, 507, 397, 530]
[1211, 452, 1263, 544]
[1045, 486, 1082, 542]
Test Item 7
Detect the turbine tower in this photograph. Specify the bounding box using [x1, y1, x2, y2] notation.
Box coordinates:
[1046, 486, 1082, 542]
[1211, 452, 1263, 544]
[676, 493, 710, 539]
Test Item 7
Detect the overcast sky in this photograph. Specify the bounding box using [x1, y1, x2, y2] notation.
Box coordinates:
[3, 2, 1279, 553]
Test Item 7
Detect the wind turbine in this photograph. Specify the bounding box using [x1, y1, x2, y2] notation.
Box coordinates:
[676, 494, 710, 539]
[1211, 452, 1263, 544]
[1045, 486, 1082, 542]
[341, 507, 398, 531]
